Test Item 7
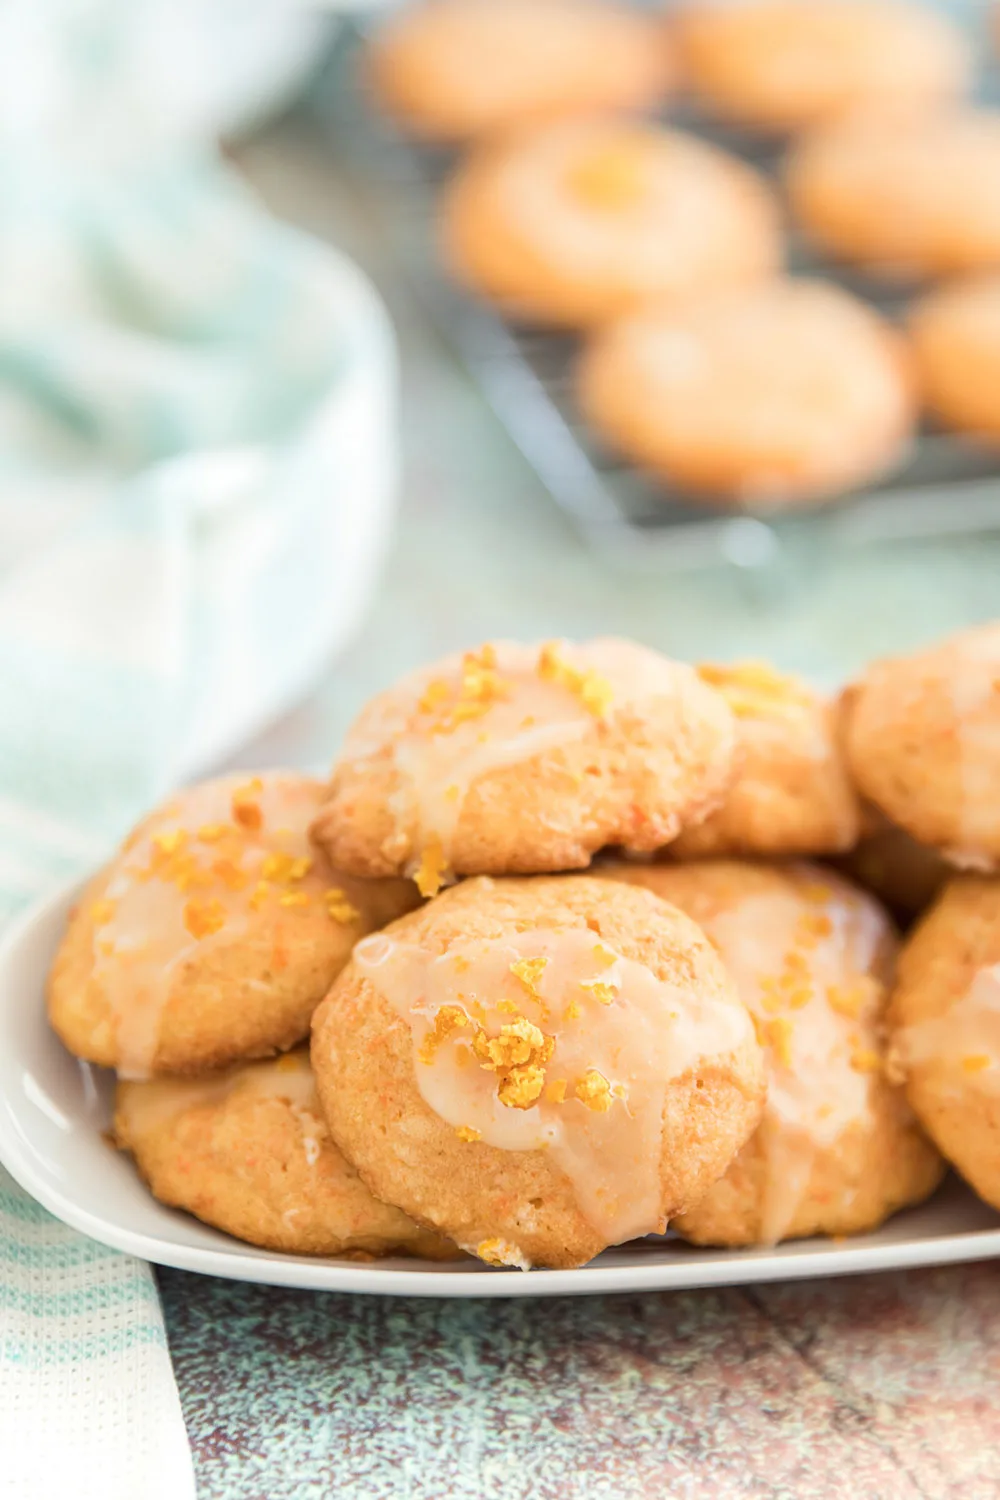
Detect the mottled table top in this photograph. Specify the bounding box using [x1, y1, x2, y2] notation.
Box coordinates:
[156, 112, 1000, 1499]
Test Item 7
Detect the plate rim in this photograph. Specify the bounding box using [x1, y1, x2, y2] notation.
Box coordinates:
[5, 878, 1000, 1299]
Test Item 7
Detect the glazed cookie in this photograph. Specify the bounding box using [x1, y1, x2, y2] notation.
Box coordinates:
[312, 875, 765, 1269]
[843, 623, 1000, 872]
[605, 860, 943, 1245]
[115, 1050, 457, 1258]
[311, 639, 738, 890]
[48, 772, 418, 1077]
[440, 119, 781, 327]
[676, 0, 970, 135]
[366, 0, 672, 143]
[669, 661, 861, 857]
[578, 280, 914, 507]
[909, 276, 1000, 443]
[888, 878, 1000, 1209]
[787, 112, 1000, 278]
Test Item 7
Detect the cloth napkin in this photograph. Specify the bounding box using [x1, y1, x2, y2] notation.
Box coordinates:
[0, 3, 397, 1496]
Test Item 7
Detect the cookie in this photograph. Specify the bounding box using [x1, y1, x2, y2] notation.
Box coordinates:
[311, 875, 765, 1269]
[787, 112, 1000, 278]
[669, 662, 861, 857]
[909, 275, 1000, 443]
[48, 772, 418, 1077]
[676, 0, 971, 135]
[888, 877, 1000, 1210]
[115, 1049, 457, 1258]
[842, 623, 1000, 872]
[310, 638, 738, 890]
[605, 859, 943, 1245]
[440, 118, 781, 327]
[833, 807, 949, 923]
[366, 0, 672, 143]
[578, 280, 914, 507]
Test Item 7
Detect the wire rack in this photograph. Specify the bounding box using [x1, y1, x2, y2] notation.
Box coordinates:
[312, 15, 1000, 572]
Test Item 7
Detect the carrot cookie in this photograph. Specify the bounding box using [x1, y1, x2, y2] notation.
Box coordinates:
[310, 639, 738, 889]
[605, 860, 943, 1245]
[669, 662, 861, 857]
[366, 0, 672, 143]
[888, 877, 1000, 1210]
[115, 1050, 457, 1258]
[787, 112, 1000, 278]
[843, 623, 1000, 872]
[311, 875, 765, 1269]
[440, 118, 781, 327]
[578, 280, 914, 507]
[676, 0, 970, 135]
[909, 276, 1000, 443]
[48, 772, 418, 1077]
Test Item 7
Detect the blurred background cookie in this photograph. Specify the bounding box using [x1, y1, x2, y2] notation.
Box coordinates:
[311, 639, 737, 888]
[115, 1049, 458, 1258]
[888, 877, 1000, 1211]
[843, 624, 1000, 872]
[669, 661, 861, 857]
[48, 772, 418, 1077]
[606, 858, 943, 1246]
[787, 111, 1000, 277]
[440, 118, 782, 327]
[311, 875, 765, 1269]
[366, 0, 673, 142]
[577, 280, 914, 508]
[909, 275, 1000, 443]
[675, 0, 971, 135]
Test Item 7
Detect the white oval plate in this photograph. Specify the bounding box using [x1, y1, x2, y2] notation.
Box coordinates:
[3, 879, 1000, 1298]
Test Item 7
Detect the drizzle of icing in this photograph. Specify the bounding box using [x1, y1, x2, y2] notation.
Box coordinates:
[116, 1049, 319, 1137]
[699, 872, 890, 1244]
[93, 774, 341, 1080]
[353, 924, 753, 1246]
[891, 964, 1000, 1091]
[945, 627, 1000, 869]
[340, 638, 689, 887]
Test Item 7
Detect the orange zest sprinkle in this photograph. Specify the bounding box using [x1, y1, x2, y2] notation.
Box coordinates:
[413, 838, 447, 899]
[249, 880, 271, 911]
[850, 1047, 882, 1075]
[962, 1054, 992, 1074]
[89, 899, 116, 926]
[574, 1069, 614, 1113]
[455, 1125, 481, 1143]
[537, 641, 613, 719]
[183, 898, 226, 940]
[419, 1005, 470, 1065]
[580, 978, 617, 1006]
[152, 829, 187, 856]
[510, 956, 548, 999]
[279, 891, 310, 908]
[231, 778, 264, 831]
[324, 888, 361, 924]
[196, 823, 229, 843]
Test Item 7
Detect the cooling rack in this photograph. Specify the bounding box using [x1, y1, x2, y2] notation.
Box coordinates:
[312, 15, 1000, 572]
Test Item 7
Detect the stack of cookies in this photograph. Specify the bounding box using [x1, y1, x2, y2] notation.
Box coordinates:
[366, 0, 1000, 510]
[46, 624, 1000, 1270]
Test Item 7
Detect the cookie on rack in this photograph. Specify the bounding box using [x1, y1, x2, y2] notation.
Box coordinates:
[604, 859, 943, 1246]
[675, 0, 971, 136]
[311, 875, 765, 1269]
[310, 638, 738, 890]
[842, 622, 1000, 872]
[48, 772, 418, 1077]
[909, 275, 1000, 443]
[440, 118, 781, 327]
[887, 877, 1000, 1211]
[577, 280, 914, 508]
[366, 0, 673, 143]
[668, 661, 861, 857]
[115, 1049, 458, 1258]
[787, 111, 1000, 278]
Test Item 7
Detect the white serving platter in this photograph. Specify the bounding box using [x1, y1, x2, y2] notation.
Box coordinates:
[3, 879, 1000, 1298]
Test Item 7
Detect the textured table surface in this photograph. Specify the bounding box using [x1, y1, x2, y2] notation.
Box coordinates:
[155, 108, 1000, 1498]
